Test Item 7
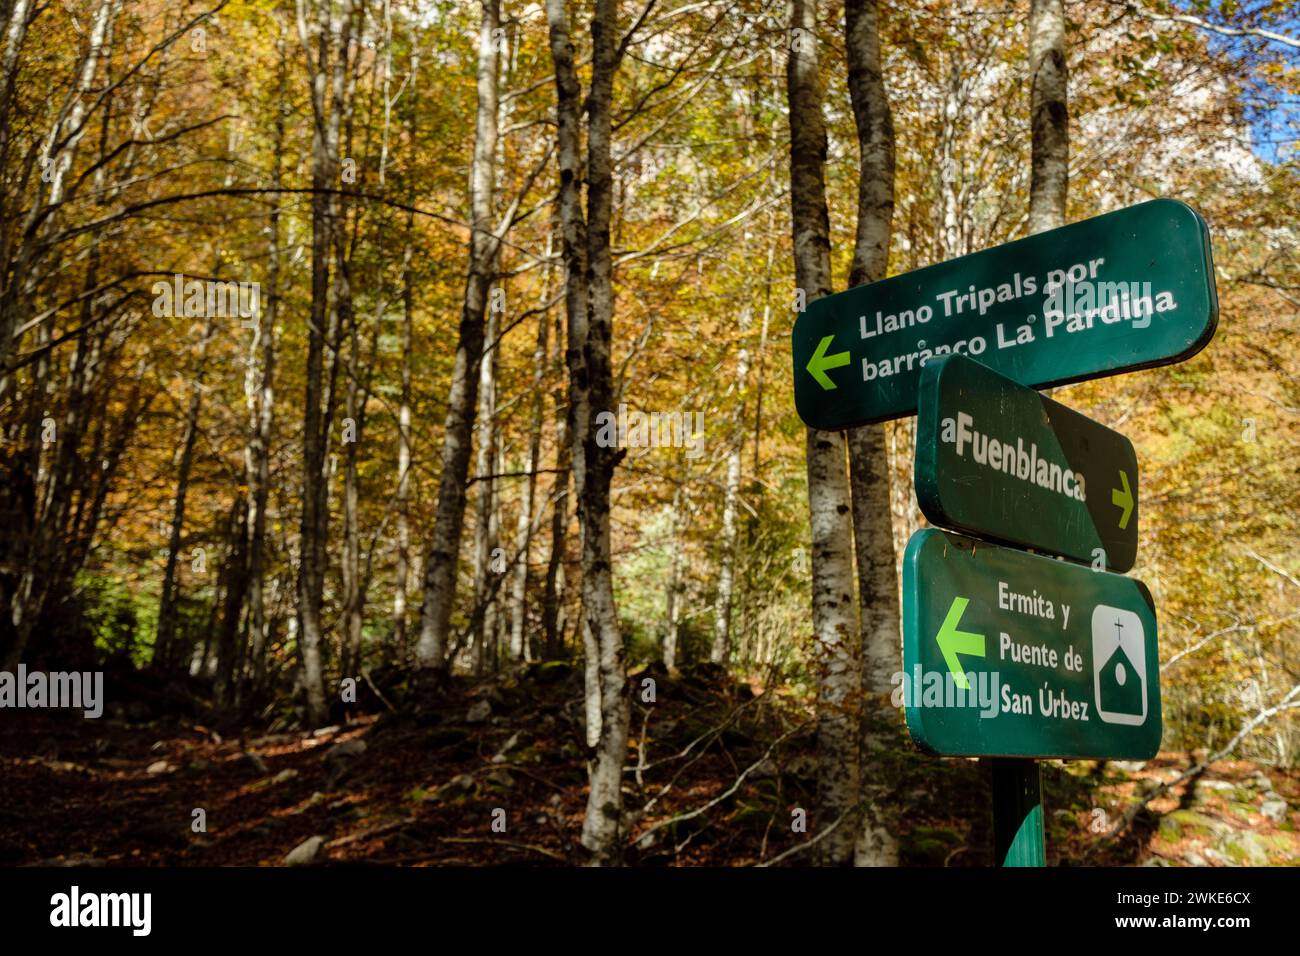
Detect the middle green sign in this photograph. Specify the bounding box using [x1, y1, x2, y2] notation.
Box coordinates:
[915, 354, 1139, 572]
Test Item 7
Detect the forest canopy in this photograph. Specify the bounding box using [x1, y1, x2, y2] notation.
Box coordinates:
[0, 0, 1296, 868]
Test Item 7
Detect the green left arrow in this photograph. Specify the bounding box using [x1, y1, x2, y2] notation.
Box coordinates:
[806, 334, 850, 390]
[936, 596, 984, 690]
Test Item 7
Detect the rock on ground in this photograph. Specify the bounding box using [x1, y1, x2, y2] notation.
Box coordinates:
[284, 835, 329, 866]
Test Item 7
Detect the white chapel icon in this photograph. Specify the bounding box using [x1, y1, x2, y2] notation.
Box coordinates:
[1092, 605, 1148, 725]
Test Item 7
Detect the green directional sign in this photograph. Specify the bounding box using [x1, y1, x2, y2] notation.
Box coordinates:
[793, 198, 1217, 429]
[915, 354, 1140, 572]
[901, 528, 1162, 760]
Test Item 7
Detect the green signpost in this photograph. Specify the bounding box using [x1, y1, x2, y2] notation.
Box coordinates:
[787, 199, 1214, 867]
[900, 528, 1162, 760]
[915, 354, 1140, 571]
[791, 198, 1217, 430]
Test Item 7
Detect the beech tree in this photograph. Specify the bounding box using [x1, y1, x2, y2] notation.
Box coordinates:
[544, 0, 632, 866]
[416, 0, 502, 673]
[1028, 0, 1069, 235]
[843, 0, 901, 867]
[786, 0, 862, 866]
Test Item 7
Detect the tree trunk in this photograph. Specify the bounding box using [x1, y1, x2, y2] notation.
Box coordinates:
[470, 305, 501, 673]
[215, 496, 250, 708]
[543, 0, 588, 668]
[341, 315, 366, 677]
[579, 0, 632, 867]
[710, 305, 750, 666]
[0, 0, 116, 667]
[545, 0, 630, 866]
[938, 55, 964, 259]
[788, 0, 862, 866]
[541, 306, 571, 660]
[153, 315, 217, 671]
[244, 32, 288, 696]
[509, 258, 553, 662]
[1028, 0, 1068, 235]
[843, 0, 901, 867]
[416, 0, 501, 671]
[393, 53, 419, 663]
[294, 0, 354, 725]
[663, 474, 689, 671]
[338, 30, 367, 680]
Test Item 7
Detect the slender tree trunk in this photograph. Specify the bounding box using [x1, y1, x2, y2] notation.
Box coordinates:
[392, 54, 419, 663]
[215, 496, 250, 708]
[334, 3, 369, 682]
[543, 0, 588, 667]
[342, 151, 372, 680]
[663, 475, 688, 671]
[334, 27, 368, 683]
[416, 0, 501, 671]
[341, 320, 366, 677]
[153, 316, 217, 671]
[294, 0, 354, 725]
[509, 255, 553, 662]
[0, 1, 34, 138]
[843, 0, 901, 867]
[578, 0, 631, 866]
[244, 39, 287, 695]
[541, 306, 571, 660]
[470, 305, 501, 673]
[546, 0, 630, 865]
[1028, 0, 1068, 235]
[393, 244, 415, 659]
[710, 305, 750, 665]
[749, 204, 775, 529]
[938, 56, 964, 259]
[788, 0, 862, 866]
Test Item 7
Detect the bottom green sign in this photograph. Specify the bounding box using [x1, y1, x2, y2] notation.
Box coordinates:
[901, 528, 1161, 759]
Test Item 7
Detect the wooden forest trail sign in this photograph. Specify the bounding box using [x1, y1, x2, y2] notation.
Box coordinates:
[792, 199, 1217, 429]
[915, 354, 1140, 572]
[900, 528, 1162, 761]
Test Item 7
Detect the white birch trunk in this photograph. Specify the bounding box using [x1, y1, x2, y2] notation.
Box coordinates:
[508, 251, 553, 662]
[788, 0, 862, 866]
[710, 306, 750, 665]
[844, 0, 901, 867]
[1028, 0, 1068, 235]
[416, 0, 501, 670]
[471, 306, 500, 673]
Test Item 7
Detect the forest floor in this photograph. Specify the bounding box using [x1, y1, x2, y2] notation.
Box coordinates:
[1, 661, 1296, 866]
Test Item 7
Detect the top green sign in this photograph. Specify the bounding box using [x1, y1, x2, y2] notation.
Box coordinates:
[792, 199, 1217, 429]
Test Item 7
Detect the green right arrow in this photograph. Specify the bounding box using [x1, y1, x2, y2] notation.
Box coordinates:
[936, 596, 984, 690]
[806, 334, 851, 390]
[1112, 470, 1134, 530]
